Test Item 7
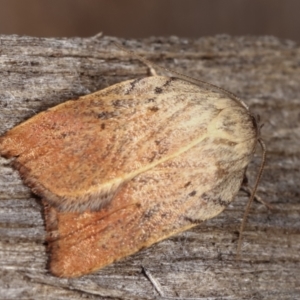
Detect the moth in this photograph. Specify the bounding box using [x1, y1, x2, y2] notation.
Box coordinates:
[0, 45, 264, 278]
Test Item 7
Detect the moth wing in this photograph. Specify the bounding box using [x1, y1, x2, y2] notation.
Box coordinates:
[45, 115, 257, 277]
[0, 76, 254, 212]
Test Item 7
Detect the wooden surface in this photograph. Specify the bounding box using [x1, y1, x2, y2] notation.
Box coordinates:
[0, 34, 299, 300]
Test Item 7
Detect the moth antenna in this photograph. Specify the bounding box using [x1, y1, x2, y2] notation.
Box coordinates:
[113, 42, 248, 109]
[236, 138, 267, 259]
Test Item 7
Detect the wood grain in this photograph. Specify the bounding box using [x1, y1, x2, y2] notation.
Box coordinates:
[0, 34, 299, 299]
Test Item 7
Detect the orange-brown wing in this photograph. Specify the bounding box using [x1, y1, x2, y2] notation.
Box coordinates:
[45, 114, 256, 277]
[0, 76, 256, 212]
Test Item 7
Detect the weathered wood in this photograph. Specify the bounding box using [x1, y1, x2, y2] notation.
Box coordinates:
[0, 34, 299, 300]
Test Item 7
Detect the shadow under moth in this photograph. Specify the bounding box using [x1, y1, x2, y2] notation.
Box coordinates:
[0, 44, 265, 278]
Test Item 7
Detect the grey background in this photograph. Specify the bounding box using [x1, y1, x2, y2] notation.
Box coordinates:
[0, 0, 299, 41]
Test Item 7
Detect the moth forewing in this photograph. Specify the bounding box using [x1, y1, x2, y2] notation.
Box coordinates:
[0, 76, 258, 213]
[0, 46, 263, 277]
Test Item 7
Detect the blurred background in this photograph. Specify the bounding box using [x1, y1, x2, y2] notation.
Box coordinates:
[0, 0, 299, 42]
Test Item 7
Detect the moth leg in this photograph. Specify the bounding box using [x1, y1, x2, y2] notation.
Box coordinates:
[241, 175, 274, 210]
[241, 185, 274, 210]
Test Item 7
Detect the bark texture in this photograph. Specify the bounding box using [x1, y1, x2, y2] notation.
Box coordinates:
[0, 34, 299, 300]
